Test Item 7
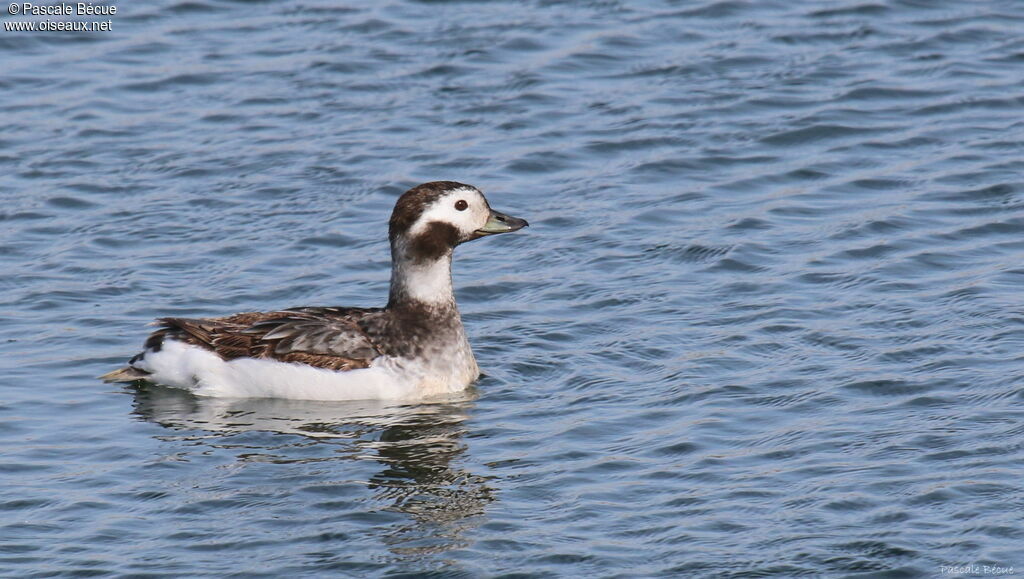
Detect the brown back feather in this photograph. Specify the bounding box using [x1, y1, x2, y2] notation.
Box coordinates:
[149, 308, 383, 371]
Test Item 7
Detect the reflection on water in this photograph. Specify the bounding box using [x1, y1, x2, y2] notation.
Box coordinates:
[129, 385, 494, 562]
[4, 0, 1024, 573]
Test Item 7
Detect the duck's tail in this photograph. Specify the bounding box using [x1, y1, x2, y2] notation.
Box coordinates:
[99, 366, 150, 383]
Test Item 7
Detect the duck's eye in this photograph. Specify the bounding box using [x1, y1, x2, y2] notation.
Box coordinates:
[455, 200, 468, 211]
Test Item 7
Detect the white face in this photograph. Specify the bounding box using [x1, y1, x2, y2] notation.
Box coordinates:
[408, 186, 491, 241]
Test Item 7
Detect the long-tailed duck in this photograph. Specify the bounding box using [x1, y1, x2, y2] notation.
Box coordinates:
[102, 181, 528, 401]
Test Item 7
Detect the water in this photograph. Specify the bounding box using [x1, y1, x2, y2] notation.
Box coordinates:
[2, 0, 1023, 576]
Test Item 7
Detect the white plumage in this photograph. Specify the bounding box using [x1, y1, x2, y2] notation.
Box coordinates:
[103, 181, 527, 401]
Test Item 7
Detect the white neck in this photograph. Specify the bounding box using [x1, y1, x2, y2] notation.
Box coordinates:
[388, 251, 455, 307]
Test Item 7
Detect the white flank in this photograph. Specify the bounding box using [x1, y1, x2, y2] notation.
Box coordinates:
[134, 340, 468, 401]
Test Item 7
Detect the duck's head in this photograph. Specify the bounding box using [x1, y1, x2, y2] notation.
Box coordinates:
[389, 181, 528, 263]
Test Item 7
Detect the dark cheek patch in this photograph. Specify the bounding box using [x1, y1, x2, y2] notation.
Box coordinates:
[410, 221, 460, 263]
[144, 331, 166, 353]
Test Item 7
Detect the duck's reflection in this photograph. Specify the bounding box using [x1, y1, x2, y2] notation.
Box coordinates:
[129, 384, 494, 560]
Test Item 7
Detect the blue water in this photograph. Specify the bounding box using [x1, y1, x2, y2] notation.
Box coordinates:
[3, 0, 1024, 576]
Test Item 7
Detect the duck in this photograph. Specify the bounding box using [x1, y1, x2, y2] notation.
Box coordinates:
[101, 181, 528, 401]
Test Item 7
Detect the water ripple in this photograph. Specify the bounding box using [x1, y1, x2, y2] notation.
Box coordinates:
[2, 0, 1024, 576]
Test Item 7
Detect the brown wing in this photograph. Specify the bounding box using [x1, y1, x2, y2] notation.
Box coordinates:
[145, 307, 385, 371]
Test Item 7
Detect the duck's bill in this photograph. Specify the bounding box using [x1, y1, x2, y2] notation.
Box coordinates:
[474, 210, 529, 236]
